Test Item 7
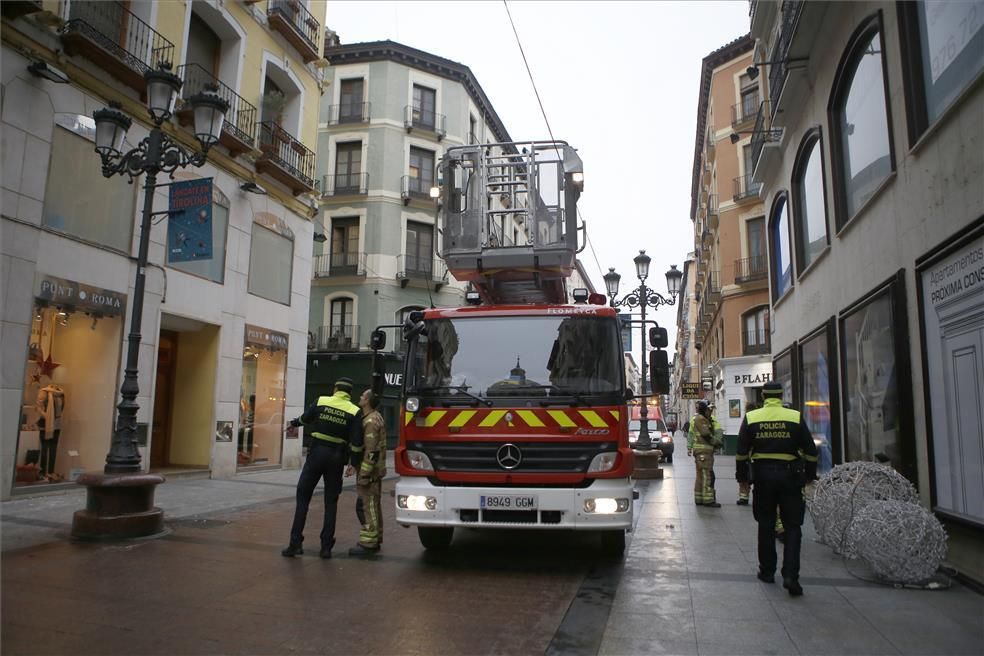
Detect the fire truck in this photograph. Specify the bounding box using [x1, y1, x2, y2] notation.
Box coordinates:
[369, 141, 667, 556]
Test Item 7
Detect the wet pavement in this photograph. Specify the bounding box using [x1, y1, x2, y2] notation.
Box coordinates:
[1, 446, 982, 655]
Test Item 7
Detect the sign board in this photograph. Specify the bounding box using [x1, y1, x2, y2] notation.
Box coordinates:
[35, 274, 126, 316]
[681, 382, 701, 399]
[167, 178, 213, 262]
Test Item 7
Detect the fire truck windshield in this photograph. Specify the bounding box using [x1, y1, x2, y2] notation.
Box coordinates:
[406, 315, 624, 401]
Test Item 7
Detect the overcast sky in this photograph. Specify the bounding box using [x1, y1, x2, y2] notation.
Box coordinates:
[324, 0, 752, 349]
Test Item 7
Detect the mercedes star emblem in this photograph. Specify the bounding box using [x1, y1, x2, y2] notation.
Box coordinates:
[496, 443, 522, 470]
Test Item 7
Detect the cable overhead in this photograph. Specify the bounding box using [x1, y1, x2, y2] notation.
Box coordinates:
[503, 1, 557, 144]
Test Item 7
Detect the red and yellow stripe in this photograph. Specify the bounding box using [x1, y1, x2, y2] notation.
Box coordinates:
[404, 407, 622, 429]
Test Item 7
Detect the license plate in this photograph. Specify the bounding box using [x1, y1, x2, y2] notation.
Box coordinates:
[480, 494, 538, 510]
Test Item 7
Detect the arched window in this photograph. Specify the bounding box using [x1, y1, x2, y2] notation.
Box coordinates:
[791, 129, 829, 275]
[769, 193, 793, 301]
[828, 14, 895, 229]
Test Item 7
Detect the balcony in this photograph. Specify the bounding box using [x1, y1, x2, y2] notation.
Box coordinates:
[404, 105, 446, 139]
[401, 174, 434, 205]
[768, 0, 804, 117]
[706, 194, 719, 229]
[396, 255, 448, 289]
[705, 133, 716, 158]
[734, 256, 768, 283]
[322, 172, 369, 197]
[256, 122, 316, 195]
[2, 1, 42, 19]
[750, 100, 782, 173]
[312, 252, 367, 278]
[705, 271, 721, 304]
[60, 1, 175, 94]
[311, 324, 359, 352]
[175, 64, 256, 156]
[733, 174, 762, 203]
[267, 0, 320, 63]
[327, 102, 371, 125]
[731, 95, 760, 128]
[743, 330, 771, 356]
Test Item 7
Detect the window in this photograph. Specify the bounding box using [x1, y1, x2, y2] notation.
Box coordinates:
[329, 298, 354, 345]
[330, 217, 359, 271]
[773, 347, 797, 407]
[769, 194, 793, 300]
[747, 216, 766, 263]
[792, 130, 829, 274]
[800, 323, 836, 476]
[829, 17, 895, 228]
[739, 73, 759, 120]
[247, 223, 293, 305]
[43, 126, 135, 252]
[167, 188, 229, 283]
[743, 306, 770, 355]
[412, 84, 436, 129]
[334, 142, 362, 193]
[405, 221, 434, 276]
[839, 277, 916, 483]
[339, 79, 365, 123]
[186, 13, 221, 76]
[409, 147, 435, 195]
[899, 1, 984, 142]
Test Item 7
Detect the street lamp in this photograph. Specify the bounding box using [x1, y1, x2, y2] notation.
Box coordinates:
[604, 251, 682, 450]
[72, 64, 227, 540]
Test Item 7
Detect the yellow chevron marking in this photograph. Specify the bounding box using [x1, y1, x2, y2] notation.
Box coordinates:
[547, 410, 577, 428]
[423, 411, 447, 427]
[479, 410, 506, 427]
[405, 412, 414, 426]
[610, 410, 620, 422]
[580, 410, 608, 428]
[448, 410, 477, 428]
[517, 410, 545, 427]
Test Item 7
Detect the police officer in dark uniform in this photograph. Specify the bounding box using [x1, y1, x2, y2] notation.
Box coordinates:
[736, 382, 818, 596]
[282, 377, 364, 559]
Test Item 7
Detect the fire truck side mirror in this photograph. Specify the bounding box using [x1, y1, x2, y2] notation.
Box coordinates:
[649, 349, 670, 395]
[649, 326, 668, 349]
[369, 329, 386, 351]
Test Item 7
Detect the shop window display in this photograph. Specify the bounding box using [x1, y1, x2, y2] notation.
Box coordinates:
[238, 325, 288, 468]
[800, 327, 835, 475]
[16, 299, 124, 487]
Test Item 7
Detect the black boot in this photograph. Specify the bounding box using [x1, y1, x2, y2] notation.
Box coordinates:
[783, 578, 803, 596]
[737, 498, 749, 505]
[756, 571, 775, 583]
[704, 501, 722, 508]
[348, 544, 380, 558]
[281, 544, 303, 557]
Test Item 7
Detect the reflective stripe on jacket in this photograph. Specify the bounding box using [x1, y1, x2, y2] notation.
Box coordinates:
[299, 390, 364, 466]
[736, 398, 818, 479]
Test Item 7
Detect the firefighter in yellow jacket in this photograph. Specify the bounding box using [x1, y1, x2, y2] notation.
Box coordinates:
[347, 389, 386, 557]
[689, 400, 721, 507]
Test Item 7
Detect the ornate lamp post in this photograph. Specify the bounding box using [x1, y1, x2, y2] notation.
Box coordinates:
[604, 251, 683, 451]
[71, 64, 227, 540]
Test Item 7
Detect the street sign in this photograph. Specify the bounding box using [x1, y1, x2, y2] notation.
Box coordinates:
[681, 382, 701, 399]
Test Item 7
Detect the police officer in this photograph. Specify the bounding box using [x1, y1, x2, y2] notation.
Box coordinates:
[689, 400, 721, 507]
[282, 377, 364, 559]
[347, 389, 386, 557]
[736, 382, 818, 596]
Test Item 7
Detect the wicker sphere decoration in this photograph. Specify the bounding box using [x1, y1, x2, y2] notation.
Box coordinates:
[808, 461, 918, 554]
[845, 500, 947, 583]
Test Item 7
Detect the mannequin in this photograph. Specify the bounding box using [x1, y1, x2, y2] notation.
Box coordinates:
[36, 380, 66, 481]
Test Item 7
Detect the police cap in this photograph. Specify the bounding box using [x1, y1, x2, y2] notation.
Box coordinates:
[762, 381, 784, 397]
[334, 377, 354, 391]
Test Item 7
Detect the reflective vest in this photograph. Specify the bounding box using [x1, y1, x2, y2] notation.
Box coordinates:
[301, 391, 364, 462]
[736, 398, 818, 477]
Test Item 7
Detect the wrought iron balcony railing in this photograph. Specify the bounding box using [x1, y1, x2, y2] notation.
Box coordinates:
[706, 194, 719, 228]
[396, 254, 448, 287]
[733, 173, 762, 202]
[743, 329, 771, 355]
[769, 0, 803, 115]
[256, 122, 315, 194]
[312, 252, 367, 278]
[176, 63, 256, 154]
[734, 255, 768, 283]
[61, 1, 175, 92]
[404, 105, 446, 139]
[705, 271, 721, 303]
[327, 102, 371, 124]
[750, 100, 781, 170]
[267, 0, 320, 62]
[401, 174, 434, 203]
[311, 324, 359, 352]
[322, 172, 369, 196]
[732, 94, 760, 128]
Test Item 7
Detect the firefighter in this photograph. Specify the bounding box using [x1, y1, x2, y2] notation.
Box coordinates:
[283, 377, 364, 559]
[736, 382, 818, 596]
[347, 389, 386, 557]
[690, 400, 721, 507]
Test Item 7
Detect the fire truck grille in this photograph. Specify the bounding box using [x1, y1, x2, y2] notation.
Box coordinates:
[413, 441, 616, 473]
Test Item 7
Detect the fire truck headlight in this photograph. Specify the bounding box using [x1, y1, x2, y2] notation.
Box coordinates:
[398, 495, 437, 511]
[587, 452, 617, 473]
[405, 449, 433, 471]
[406, 397, 420, 412]
[583, 498, 630, 514]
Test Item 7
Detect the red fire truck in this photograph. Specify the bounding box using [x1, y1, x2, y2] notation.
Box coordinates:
[369, 141, 668, 556]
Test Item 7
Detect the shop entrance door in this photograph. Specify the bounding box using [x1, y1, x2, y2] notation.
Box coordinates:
[151, 331, 177, 468]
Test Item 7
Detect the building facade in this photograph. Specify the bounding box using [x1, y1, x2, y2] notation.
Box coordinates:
[688, 35, 773, 446]
[670, 255, 697, 425]
[2, 0, 326, 499]
[749, 0, 983, 581]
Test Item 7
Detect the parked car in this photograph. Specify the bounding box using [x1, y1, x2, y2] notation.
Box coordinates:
[628, 418, 674, 462]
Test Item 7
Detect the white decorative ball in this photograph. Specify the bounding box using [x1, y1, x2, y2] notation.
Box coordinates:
[845, 500, 947, 583]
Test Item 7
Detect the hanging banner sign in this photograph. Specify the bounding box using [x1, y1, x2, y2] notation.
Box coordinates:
[619, 312, 633, 352]
[167, 178, 213, 262]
